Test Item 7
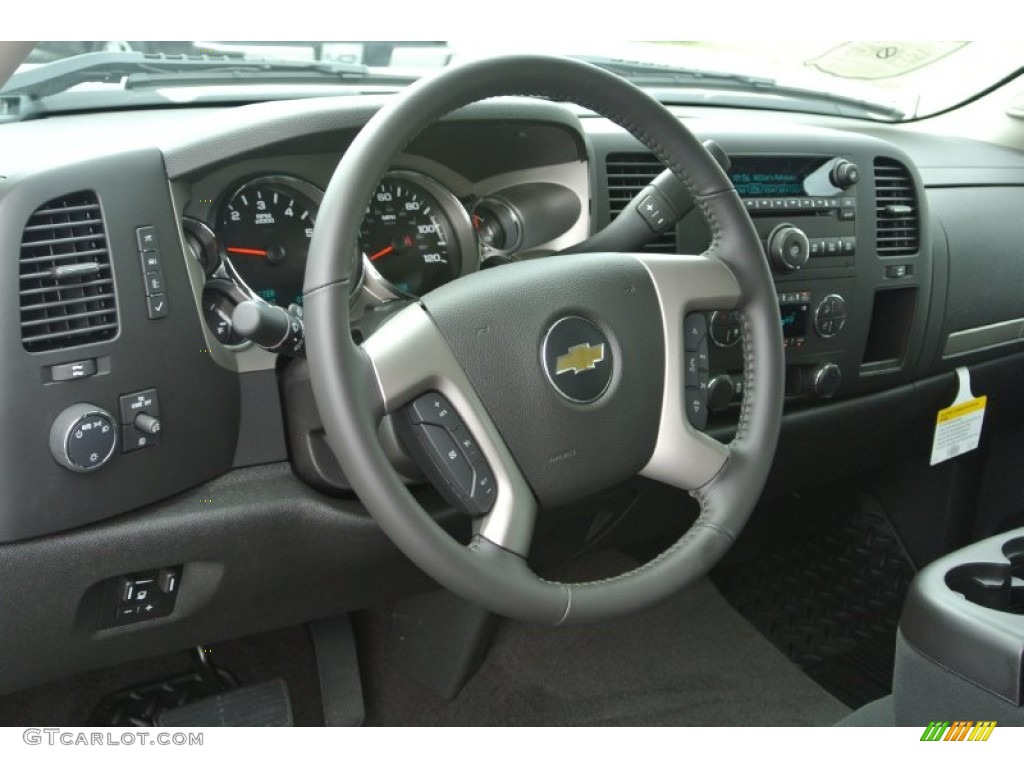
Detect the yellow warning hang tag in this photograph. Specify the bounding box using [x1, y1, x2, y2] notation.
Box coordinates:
[930, 366, 986, 466]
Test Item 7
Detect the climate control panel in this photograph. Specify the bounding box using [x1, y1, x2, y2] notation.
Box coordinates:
[685, 281, 855, 430]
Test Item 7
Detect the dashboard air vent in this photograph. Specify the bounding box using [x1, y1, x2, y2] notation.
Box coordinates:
[19, 191, 118, 352]
[874, 158, 919, 257]
[605, 153, 677, 253]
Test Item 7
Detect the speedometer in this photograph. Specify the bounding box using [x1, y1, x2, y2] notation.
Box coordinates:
[359, 171, 470, 297]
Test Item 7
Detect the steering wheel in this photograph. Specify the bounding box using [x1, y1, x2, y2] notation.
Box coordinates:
[303, 55, 784, 625]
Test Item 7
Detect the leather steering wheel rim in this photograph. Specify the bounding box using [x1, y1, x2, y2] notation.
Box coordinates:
[303, 55, 784, 625]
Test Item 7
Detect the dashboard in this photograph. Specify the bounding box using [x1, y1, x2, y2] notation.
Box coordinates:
[2, 89, 1024, 694]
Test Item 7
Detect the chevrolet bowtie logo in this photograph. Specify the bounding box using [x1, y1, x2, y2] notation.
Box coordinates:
[555, 343, 606, 375]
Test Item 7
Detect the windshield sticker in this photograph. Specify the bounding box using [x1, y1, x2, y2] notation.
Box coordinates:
[807, 42, 968, 80]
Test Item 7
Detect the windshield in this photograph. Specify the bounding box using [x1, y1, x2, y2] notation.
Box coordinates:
[8, 40, 1023, 121]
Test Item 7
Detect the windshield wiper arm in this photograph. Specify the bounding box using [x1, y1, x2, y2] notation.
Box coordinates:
[573, 55, 906, 121]
[2, 51, 409, 99]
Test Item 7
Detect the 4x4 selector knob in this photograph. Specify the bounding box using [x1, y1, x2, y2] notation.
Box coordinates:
[49, 404, 118, 472]
[767, 224, 809, 272]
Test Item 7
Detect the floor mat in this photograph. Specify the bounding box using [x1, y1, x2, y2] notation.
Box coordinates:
[712, 494, 917, 709]
[360, 560, 851, 726]
[0, 625, 323, 726]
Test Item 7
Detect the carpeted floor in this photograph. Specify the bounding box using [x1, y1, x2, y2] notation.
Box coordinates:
[0, 559, 850, 727]
[362, 575, 851, 726]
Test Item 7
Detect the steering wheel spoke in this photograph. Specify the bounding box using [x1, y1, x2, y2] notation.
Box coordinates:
[362, 302, 538, 556]
[633, 253, 741, 490]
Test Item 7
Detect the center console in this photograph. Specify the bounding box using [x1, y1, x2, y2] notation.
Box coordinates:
[895, 529, 1024, 725]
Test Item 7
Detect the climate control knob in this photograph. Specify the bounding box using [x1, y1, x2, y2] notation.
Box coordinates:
[767, 224, 810, 272]
[810, 363, 842, 399]
[49, 404, 118, 472]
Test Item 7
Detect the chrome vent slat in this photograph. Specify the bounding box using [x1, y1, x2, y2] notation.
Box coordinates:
[19, 248, 111, 266]
[23, 217, 104, 233]
[18, 191, 119, 352]
[873, 158, 919, 257]
[21, 232, 107, 249]
[606, 152, 678, 254]
[18, 277, 114, 298]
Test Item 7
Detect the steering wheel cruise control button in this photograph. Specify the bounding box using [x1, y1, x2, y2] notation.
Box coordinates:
[470, 462, 497, 515]
[408, 393, 461, 431]
[397, 392, 499, 518]
[451, 424, 483, 464]
[420, 425, 475, 495]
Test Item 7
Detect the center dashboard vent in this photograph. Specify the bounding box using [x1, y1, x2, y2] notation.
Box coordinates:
[605, 153, 678, 253]
[19, 191, 118, 352]
[874, 158, 919, 257]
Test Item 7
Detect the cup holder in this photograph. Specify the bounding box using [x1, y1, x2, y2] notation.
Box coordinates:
[1003, 537, 1024, 577]
[946, 541, 1024, 614]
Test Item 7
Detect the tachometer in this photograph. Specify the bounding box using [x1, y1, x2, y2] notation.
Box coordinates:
[359, 171, 470, 297]
[215, 175, 323, 307]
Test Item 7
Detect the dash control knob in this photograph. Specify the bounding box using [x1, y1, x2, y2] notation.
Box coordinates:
[49, 404, 118, 472]
[830, 159, 860, 189]
[134, 413, 161, 436]
[810, 363, 842, 399]
[767, 224, 809, 272]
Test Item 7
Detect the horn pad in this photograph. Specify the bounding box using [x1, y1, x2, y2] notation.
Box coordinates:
[421, 252, 665, 509]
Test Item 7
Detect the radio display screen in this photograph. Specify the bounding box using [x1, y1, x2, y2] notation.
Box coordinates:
[780, 303, 809, 338]
[729, 156, 838, 198]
